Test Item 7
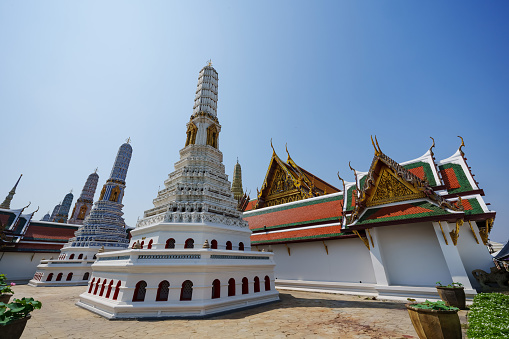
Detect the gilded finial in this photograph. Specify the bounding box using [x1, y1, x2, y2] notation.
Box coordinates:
[285, 143, 292, 161]
[94, 167, 98, 173]
[126, 137, 131, 144]
[237, 157, 239, 164]
[270, 138, 276, 156]
[429, 137, 435, 153]
[21, 201, 31, 212]
[375, 136, 382, 154]
[337, 172, 345, 187]
[371, 135, 382, 156]
[70, 189, 73, 194]
[33, 206, 39, 213]
[458, 136, 465, 155]
[349, 161, 355, 173]
[207, 59, 212, 67]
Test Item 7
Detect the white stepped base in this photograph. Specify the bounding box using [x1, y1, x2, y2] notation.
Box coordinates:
[77, 291, 280, 319]
[28, 279, 88, 287]
[275, 279, 477, 303]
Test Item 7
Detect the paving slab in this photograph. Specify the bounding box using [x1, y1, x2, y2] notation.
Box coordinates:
[10, 285, 468, 338]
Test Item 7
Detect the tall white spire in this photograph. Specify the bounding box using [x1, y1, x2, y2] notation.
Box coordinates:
[192, 64, 218, 117]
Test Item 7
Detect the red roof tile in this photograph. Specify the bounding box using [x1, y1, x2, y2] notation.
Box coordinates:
[24, 225, 76, 241]
[366, 204, 434, 221]
[408, 166, 426, 180]
[244, 200, 257, 212]
[251, 225, 344, 242]
[441, 167, 461, 189]
[245, 199, 342, 230]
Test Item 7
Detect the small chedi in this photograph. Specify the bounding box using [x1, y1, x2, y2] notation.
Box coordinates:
[77, 63, 278, 319]
[29, 142, 132, 287]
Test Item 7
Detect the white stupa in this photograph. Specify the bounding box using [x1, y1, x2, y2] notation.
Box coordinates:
[77, 63, 279, 319]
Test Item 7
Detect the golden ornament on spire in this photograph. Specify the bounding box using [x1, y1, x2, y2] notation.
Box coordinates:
[207, 59, 212, 67]
[458, 136, 465, 155]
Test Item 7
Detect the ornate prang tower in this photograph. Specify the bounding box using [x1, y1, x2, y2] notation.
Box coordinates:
[66, 140, 132, 250]
[54, 191, 74, 223]
[0, 174, 22, 209]
[231, 159, 243, 200]
[49, 204, 61, 221]
[68, 170, 99, 225]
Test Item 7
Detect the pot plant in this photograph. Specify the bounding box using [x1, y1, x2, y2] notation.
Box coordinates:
[406, 300, 461, 339]
[0, 274, 16, 304]
[436, 281, 465, 309]
[0, 297, 42, 339]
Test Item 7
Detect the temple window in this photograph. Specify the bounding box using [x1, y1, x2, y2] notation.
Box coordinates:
[56, 273, 63, 281]
[147, 239, 153, 249]
[105, 280, 114, 298]
[165, 238, 175, 249]
[228, 278, 236, 296]
[112, 281, 121, 300]
[212, 279, 221, 299]
[93, 279, 101, 294]
[46, 273, 54, 282]
[184, 238, 194, 249]
[100, 280, 107, 296]
[239, 242, 244, 251]
[242, 277, 249, 294]
[264, 276, 271, 291]
[110, 186, 121, 202]
[132, 281, 147, 302]
[66, 272, 73, 281]
[180, 280, 193, 301]
[88, 278, 95, 293]
[83, 272, 90, 281]
[156, 280, 170, 301]
[254, 276, 260, 293]
[226, 241, 232, 250]
[69, 254, 75, 259]
[140, 241, 144, 249]
[211, 239, 218, 249]
[78, 254, 83, 259]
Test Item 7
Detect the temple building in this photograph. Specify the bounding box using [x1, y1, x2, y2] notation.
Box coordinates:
[29, 141, 132, 287]
[68, 170, 99, 225]
[0, 174, 22, 209]
[0, 176, 79, 283]
[77, 64, 278, 319]
[52, 191, 74, 223]
[243, 137, 495, 301]
[231, 159, 244, 200]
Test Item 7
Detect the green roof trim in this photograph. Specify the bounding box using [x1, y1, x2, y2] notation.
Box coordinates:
[244, 194, 343, 218]
[438, 163, 473, 194]
[29, 222, 79, 230]
[22, 237, 68, 243]
[464, 198, 484, 216]
[359, 176, 367, 190]
[403, 161, 437, 186]
[252, 232, 348, 244]
[345, 185, 357, 212]
[355, 201, 452, 225]
[251, 216, 340, 232]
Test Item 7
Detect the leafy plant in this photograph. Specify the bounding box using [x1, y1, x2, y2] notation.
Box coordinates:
[0, 297, 42, 326]
[0, 274, 15, 294]
[410, 300, 459, 311]
[435, 281, 463, 288]
[467, 293, 509, 339]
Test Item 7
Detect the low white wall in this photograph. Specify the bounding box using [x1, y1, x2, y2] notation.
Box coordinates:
[0, 252, 49, 282]
[456, 221, 495, 289]
[259, 237, 376, 284]
[376, 222, 452, 287]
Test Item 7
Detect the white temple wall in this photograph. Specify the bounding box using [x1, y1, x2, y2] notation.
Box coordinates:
[376, 222, 451, 287]
[454, 220, 494, 290]
[260, 238, 376, 283]
[0, 252, 48, 282]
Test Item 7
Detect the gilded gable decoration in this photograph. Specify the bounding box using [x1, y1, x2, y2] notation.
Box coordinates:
[255, 142, 340, 209]
[349, 136, 463, 224]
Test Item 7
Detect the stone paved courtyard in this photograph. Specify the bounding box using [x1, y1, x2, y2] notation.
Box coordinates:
[15, 285, 468, 338]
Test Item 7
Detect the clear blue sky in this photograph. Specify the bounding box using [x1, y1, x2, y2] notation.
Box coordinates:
[1, 1, 508, 242]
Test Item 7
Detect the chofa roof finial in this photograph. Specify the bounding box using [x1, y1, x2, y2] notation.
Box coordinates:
[429, 137, 435, 154]
[371, 135, 382, 156]
[270, 138, 276, 156]
[458, 136, 465, 156]
[337, 172, 345, 188]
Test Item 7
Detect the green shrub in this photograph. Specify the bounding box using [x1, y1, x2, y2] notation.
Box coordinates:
[467, 293, 509, 339]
